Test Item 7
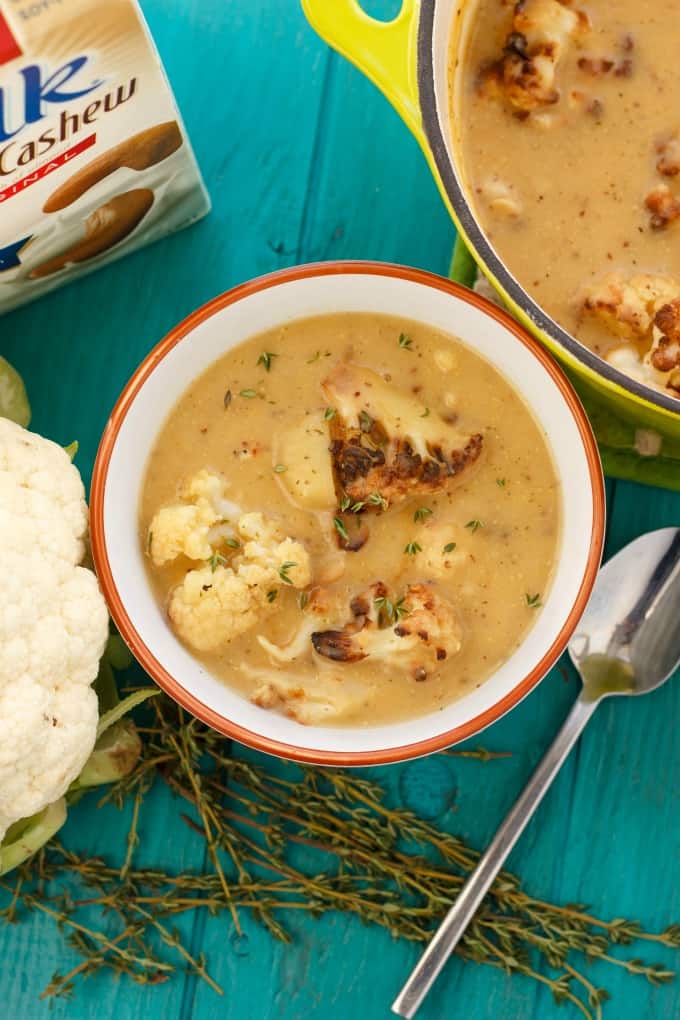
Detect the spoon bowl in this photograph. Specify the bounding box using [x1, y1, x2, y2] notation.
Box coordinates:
[569, 529, 680, 698]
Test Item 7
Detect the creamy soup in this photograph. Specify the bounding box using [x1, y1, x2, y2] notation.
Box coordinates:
[141, 313, 560, 727]
[455, 0, 680, 399]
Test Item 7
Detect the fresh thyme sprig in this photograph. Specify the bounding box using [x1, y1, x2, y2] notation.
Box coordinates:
[1, 695, 678, 1019]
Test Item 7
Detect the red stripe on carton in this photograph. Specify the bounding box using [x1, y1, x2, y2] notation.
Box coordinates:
[0, 133, 97, 204]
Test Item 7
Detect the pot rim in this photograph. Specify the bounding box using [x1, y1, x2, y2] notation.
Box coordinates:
[417, 0, 680, 418]
[91, 259, 605, 766]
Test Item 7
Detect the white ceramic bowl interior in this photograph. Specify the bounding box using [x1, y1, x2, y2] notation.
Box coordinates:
[102, 270, 597, 756]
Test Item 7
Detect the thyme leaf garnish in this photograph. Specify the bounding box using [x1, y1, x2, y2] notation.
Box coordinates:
[277, 562, 297, 585]
[374, 595, 410, 623]
[413, 507, 433, 524]
[333, 517, 350, 542]
[257, 352, 277, 372]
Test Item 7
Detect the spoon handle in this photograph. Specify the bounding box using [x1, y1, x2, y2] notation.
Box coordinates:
[392, 694, 599, 1019]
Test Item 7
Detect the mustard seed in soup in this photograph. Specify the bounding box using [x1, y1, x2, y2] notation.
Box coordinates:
[141, 314, 560, 727]
[455, 0, 680, 399]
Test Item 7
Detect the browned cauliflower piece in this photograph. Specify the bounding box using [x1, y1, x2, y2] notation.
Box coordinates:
[577, 33, 634, 79]
[580, 273, 680, 340]
[651, 300, 680, 376]
[645, 185, 680, 230]
[248, 667, 368, 726]
[479, 0, 587, 112]
[656, 134, 680, 178]
[321, 363, 483, 511]
[311, 582, 463, 682]
[581, 274, 680, 397]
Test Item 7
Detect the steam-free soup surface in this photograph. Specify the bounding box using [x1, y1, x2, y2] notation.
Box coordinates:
[141, 313, 560, 727]
[456, 0, 680, 398]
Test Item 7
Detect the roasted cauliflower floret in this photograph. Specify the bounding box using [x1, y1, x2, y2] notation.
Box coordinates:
[148, 470, 241, 566]
[248, 666, 368, 726]
[311, 582, 463, 682]
[321, 363, 483, 511]
[656, 134, 680, 178]
[652, 299, 680, 374]
[479, 0, 586, 112]
[580, 273, 680, 396]
[645, 185, 680, 231]
[580, 273, 680, 340]
[412, 523, 474, 580]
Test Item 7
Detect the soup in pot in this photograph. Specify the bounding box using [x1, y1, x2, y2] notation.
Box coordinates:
[141, 313, 560, 727]
[455, 0, 680, 400]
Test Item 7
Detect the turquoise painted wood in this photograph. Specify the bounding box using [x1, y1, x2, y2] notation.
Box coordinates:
[0, 1, 678, 1018]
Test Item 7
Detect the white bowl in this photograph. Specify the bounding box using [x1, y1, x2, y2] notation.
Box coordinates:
[91, 262, 605, 765]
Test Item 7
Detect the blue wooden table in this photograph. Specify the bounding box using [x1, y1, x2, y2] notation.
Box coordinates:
[1, 2, 679, 1017]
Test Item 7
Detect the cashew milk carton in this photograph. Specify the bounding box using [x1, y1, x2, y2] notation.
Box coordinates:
[0, 0, 210, 314]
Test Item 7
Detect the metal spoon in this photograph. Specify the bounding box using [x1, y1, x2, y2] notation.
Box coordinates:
[393, 528, 680, 1019]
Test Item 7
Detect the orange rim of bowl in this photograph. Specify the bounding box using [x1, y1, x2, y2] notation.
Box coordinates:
[90, 260, 606, 766]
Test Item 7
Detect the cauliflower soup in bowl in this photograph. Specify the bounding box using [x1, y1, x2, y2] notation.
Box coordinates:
[91, 262, 604, 765]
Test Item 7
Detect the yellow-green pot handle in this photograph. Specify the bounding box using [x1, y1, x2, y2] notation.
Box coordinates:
[300, 0, 426, 149]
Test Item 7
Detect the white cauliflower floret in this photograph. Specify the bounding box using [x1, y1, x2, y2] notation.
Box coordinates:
[154, 501, 312, 653]
[148, 469, 241, 566]
[0, 418, 109, 840]
[0, 417, 88, 557]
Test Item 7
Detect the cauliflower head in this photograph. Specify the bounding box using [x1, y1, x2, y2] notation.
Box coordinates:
[0, 418, 109, 840]
[322, 363, 483, 511]
[148, 475, 312, 653]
